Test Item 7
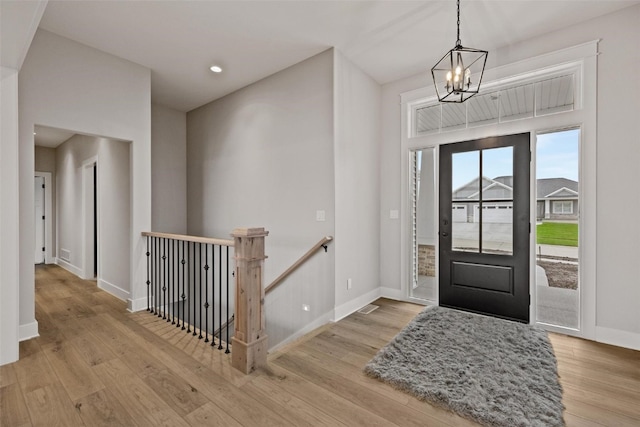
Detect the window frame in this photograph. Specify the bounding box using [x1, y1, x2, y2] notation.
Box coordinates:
[552, 200, 574, 214]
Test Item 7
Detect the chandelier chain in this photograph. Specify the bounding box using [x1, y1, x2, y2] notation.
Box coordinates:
[456, 0, 461, 47]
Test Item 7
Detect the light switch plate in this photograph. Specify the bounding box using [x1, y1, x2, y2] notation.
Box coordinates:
[316, 210, 326, 221]
[390, 209, 399, 219]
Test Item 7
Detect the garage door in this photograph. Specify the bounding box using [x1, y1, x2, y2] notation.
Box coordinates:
[474, 204, 512, 223]
[452, 205, 467, 222]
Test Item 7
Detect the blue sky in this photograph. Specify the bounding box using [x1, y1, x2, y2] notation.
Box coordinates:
[449, 129, 579, 189]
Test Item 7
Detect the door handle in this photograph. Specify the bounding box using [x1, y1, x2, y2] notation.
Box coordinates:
[441, 231, 449, 237]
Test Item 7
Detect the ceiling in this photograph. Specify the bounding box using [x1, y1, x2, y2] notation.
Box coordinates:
[34, 1, 640, 114]
[34, 125, 75, 148]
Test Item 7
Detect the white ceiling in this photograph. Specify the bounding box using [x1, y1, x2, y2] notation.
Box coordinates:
[34, 125, 75, 148]
[36, 1, 640, 113]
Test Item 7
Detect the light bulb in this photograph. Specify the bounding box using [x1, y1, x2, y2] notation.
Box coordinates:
[446, 71, 452, 81]
[455, 66, 462, 75]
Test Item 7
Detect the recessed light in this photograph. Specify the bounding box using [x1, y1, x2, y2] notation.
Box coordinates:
[210, 65, 222, 73]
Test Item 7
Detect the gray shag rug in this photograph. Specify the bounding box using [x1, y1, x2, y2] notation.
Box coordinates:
[364, 306, 564, 427]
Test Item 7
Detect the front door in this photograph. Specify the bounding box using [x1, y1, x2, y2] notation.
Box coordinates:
[439, 133, 530, 322]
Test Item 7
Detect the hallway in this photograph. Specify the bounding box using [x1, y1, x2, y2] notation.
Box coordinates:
[1, 265, 639, 426]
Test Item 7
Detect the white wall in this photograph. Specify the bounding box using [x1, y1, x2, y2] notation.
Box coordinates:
[55, 135, 98, 273]
[151, 103, 187, 234]
[380, 5, 640, 345]
[97, 138, 132, 298]
[19, 29, 151, 331]
[333, 51, 383, 318]
[187, 50, 336, 349]
[0, 68, 21, 364]
[0, 0, 47, 366]
[56, 135, 131, 297]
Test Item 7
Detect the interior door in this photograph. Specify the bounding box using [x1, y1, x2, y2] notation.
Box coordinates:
[34, 176, 45, 264]
[439, 133, 530, 322]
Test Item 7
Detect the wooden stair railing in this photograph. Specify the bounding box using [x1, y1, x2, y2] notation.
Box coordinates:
[142, 229, 331, 375]
[265, 236, 333, 294]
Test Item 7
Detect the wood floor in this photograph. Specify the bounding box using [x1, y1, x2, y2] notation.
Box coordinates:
[1, 265, 639, 426]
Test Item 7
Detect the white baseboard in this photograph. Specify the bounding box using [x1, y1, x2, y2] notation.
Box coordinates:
[268, 310, 335, 353]
[596, 326, 640, 351]
[98, 279, 129, 302]
[333, 288, 382, 322]
[128, 297, 149, 313]
[55, 258, 83, 277]
[380, 286, 405, 301]
[19, 321, 39, 341]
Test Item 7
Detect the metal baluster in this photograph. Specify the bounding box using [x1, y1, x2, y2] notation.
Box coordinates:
[217, 245, 222, 349]
[153, 237, 158, 315]
[146, 236, 150, 311]
[187, 241, 192, 334]
[162, 238, 167, 319]
[171, 239, 176, 324]
[178, 240, 184, 328]
[225, 246, 230, 353]
[156, 237, 161, 317]
[194, 243, 199, 337]
[198, 243, 203, 339]
[211, 245, 216, 345]
[204, 244, 209, 343]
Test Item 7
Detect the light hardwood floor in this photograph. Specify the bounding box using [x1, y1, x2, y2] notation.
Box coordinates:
[1, 264, 639, 426]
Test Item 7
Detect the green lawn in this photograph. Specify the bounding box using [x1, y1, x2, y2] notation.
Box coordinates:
[536, 222, 578, 246]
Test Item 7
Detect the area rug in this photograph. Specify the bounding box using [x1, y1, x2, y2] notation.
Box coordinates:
[364, 306, 564, 427]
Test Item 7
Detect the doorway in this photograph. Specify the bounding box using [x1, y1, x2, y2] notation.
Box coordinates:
[82, 158, 98, 280]
[34, 176, 45, 264]
[439, 133, 530, 322]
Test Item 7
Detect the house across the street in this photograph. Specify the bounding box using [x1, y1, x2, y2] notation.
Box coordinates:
[452, 176, 578, 223]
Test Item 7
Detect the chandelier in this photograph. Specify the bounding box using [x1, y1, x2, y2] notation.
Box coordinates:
[431, 0, 488, 103]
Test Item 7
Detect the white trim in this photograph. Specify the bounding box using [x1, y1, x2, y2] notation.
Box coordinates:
[333, 287, 382, 322]
[19, 321, 39, 341]
[127, 296, 148, 313]
[552, 200, 573, 214]
[400, 43, 598, 341]
[401, 40, 598, 104]
[268, 309, 335, 353]
[98, 278, 129, 302]
[34, 171, 53, 264]
[545, 186, 578, 198]
[55, 257, 83, 277]
[595, 326, 640, 351]
[380, 286, 406, 301]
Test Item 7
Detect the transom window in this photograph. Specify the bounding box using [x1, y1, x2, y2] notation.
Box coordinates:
[411, 63, 581, 137]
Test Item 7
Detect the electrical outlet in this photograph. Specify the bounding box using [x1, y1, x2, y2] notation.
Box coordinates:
[302, 304, 310, 312]
[347, 278, 352, 290]
[316, 210, 325, 222]
[390, 209, 399, 219]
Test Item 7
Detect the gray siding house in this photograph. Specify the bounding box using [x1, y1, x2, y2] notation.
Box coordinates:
[452, 176, 578, 222]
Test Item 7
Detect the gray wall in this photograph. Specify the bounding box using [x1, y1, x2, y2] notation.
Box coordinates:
[333, 50, 382, 317]
[187, 50, 336, 348]
[152, 103, 187, 234]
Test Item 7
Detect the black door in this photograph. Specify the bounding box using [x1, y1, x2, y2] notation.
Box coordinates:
[439, 133, 530, 322]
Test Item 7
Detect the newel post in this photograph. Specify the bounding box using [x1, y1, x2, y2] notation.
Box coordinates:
[231, 227, 269, 374]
